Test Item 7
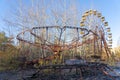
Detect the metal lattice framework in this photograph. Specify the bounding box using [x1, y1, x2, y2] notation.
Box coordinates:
[17, 10, 112, 61]
[17, 26, 89, 53]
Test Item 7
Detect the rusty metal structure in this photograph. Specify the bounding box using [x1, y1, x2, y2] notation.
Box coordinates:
[80, 10, 112, 60]
[18, 26, 89, 49]
[17, 26, 89, 58]
[17, 10, 112, 62]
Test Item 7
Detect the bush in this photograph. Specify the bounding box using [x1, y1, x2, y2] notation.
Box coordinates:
[0, 44, 21, 70]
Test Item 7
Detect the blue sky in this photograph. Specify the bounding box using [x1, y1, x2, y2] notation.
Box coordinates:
[0, 0, 120, 47]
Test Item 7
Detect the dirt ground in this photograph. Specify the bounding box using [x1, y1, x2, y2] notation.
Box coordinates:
[0, 67, 120, 80]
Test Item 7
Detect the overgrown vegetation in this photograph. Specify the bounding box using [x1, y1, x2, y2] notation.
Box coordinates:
[113, 46, 120, 61]
[0, 32, 18, 70]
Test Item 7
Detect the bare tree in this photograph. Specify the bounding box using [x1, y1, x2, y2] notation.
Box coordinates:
[3, 0, 81, 59]
[3, 0, 81, 43]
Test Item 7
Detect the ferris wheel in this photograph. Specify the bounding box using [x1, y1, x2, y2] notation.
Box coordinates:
[79, 10, 112, 59]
